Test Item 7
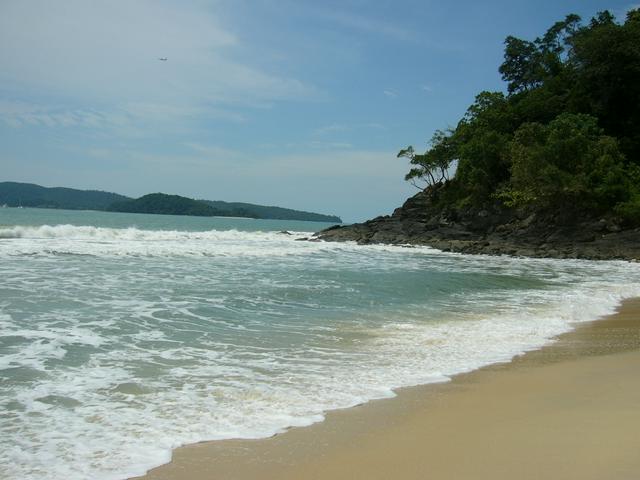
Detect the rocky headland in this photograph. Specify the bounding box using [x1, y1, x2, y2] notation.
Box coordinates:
[315, 187, 640, 261]
[312, 11, 640, 262]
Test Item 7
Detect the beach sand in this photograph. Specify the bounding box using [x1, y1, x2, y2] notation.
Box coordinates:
[135, 298, 640, 480]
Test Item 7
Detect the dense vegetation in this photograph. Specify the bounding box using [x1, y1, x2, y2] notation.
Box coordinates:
[200, 200, 342, 223]
[0, 183, 342, 222]
[400, 10, 640, 225]
[112, 195, 342, 222]
[0, 181, 130, 210]
[107, 193, 230, 217]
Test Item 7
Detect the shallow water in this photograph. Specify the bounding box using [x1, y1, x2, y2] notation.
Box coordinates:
[1, 208, 639, 480]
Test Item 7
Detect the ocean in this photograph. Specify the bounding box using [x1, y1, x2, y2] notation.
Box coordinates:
[1, 208, 639, 480]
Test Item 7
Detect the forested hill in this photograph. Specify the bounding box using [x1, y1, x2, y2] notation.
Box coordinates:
[0, 182, 130, 210]
[0, 182, 342, 222]
[107, 193, 228, 217]
[317, 10, 640, 260]
[396, 9, 640, 221]
[110, 195, 342, 222]
[200, 200, 342, 223]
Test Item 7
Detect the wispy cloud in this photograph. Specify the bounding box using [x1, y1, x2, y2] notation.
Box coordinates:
[312, 123, 349, 136]
[258, 140, 354, 150]
[104, 144, 395, 181]
[312, 122, 385, 136]
[0, 101, 109, 129]
[184, 142, 243, 160]
[383, 89, 398, 99]
[147, 144, 400, 181]
[0, 0, 318, 129]
[309, 141, 353, 149]
[86, 148, 111, 159]
[421, 84, 433, 92]
[0, 98, 248, 138]
[316, 10, 416, 42]
[251, 149, 402, 179]
[122, 102, 247, 124]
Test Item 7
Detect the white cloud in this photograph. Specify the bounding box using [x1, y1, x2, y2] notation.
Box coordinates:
[0, 98, 248, 138]
[383, 89, 398, 99]
[0, 100, 92, 128]
[120, 144, 404, 181]
[0, 0, 317, 125]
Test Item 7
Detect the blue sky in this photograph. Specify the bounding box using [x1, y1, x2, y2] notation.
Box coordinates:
[0, 0, 636, 222]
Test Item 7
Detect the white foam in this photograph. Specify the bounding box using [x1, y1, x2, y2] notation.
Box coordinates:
[0, 224, 346, 258]
[1, 225, 640, 480]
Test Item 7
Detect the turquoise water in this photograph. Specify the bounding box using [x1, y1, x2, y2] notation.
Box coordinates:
[1, 208, 639, 480]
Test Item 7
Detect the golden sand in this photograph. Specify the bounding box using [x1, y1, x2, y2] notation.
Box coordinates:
[135, 298, 640, 480]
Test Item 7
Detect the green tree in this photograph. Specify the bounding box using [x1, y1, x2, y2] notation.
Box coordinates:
[504, 113, 629, 210]
[451, 92, 514, 201]
[399, 10, 640, 225]
[499, 36, 542, 94]
[499, 15, 580, 94]
[569, 9, 640, 162]
[398, 129, 456, 189]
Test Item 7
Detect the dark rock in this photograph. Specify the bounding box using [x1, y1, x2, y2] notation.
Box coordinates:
[318, 224, 343, 233]
[314, 188, 640, 261]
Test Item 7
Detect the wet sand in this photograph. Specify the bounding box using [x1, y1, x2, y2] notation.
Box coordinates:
[135, 298, 640, 480]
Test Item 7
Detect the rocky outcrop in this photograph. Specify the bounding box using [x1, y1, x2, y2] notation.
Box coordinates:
[315, 189, 640, 261]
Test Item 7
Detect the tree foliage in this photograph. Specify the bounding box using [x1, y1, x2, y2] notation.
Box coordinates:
[0, 181, 130, 210]
[399, 9, 640, 224]
[501, 113, 629, 210]
[498, 14, 580, 94]
[398, 129, 455, 189]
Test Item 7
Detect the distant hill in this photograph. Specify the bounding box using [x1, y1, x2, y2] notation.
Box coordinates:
[0, 181, 130, 210]
[108, 193, 233, 217]
[200, 200, 342, 223]
[0, 182, 342, 223]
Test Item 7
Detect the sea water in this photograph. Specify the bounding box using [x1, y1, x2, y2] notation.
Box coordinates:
[1, 208, 639, 480]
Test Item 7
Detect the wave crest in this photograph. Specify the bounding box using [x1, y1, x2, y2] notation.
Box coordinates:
[0, 224, 320, 258]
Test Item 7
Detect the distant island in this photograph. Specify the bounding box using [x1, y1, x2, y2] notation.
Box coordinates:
[198, 199, 342, 223]
[318, 10, 640, 260]
[108, 193, 230, 217]
[0, 182, 342, 223]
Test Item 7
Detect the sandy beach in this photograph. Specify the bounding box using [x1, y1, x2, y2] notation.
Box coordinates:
[135, 298, 640, 480]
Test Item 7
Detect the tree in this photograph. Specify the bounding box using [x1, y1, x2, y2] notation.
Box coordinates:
[499, 15, 581, 94]
[503, 113, 629, 210]
[400, 10, 640, 225]
[499, 36, 544, 93]
[398, 129, 456, 189]
[569, 9, 640, 163]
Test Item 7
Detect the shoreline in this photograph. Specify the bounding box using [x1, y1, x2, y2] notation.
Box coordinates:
[313, 187, 640, 261]
[315, 224, 640, 261]
[134, 298, 640, 480]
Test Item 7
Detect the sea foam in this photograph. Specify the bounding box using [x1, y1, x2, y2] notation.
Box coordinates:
[1, 220, 639, 480]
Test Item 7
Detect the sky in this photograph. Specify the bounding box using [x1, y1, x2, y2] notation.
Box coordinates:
[0, 0, 637, 222]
